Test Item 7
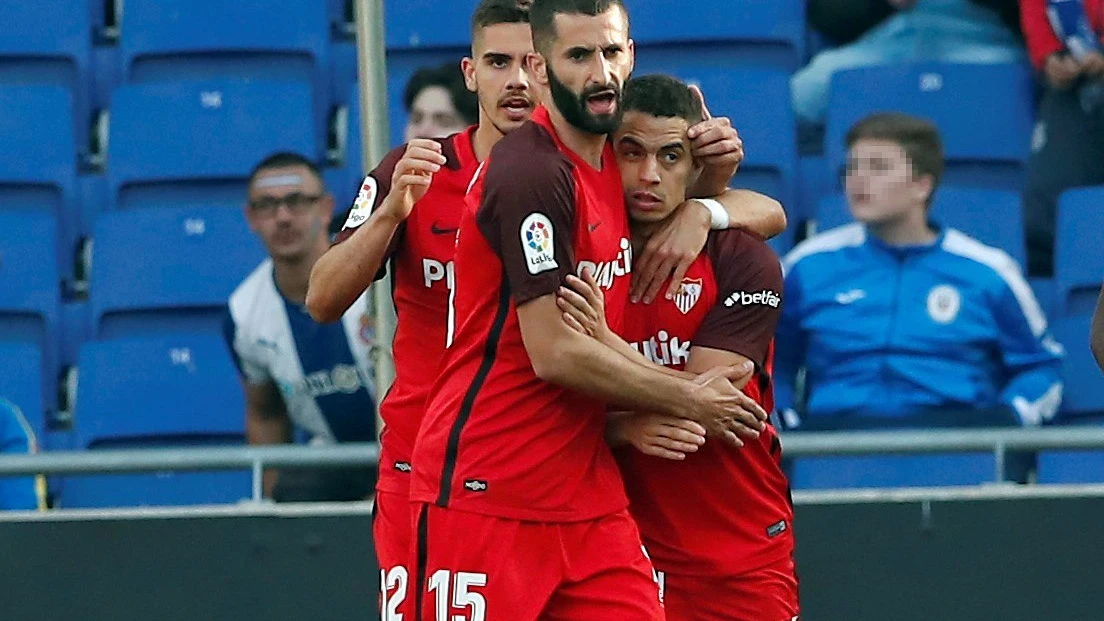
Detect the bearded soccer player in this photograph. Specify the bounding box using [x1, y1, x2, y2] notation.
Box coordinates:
[407, 1, 782, 619]
[558, 75, 799, 621]
[306, 0, 784, 616]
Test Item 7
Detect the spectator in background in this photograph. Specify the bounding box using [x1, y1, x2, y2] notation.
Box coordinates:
[793, 0, 1024, 126]
[402, 62, 479, 142]
[0, 399, 43, 511]
[225, 153, 377, 502]
[1021, 0, 1104, 276]
[777, 113, 1064, 432]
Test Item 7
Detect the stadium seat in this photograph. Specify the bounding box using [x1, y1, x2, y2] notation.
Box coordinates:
[107, 80, 318, 211]
[1037, 416, 1104, 484]
[1054, 186, 1104, 316]
[119, 0, 329, 90]
[789, 454, 997, 489]
[0, 211, 60, 422]
[1030, 277, 1056, 321]
[384, 0, 479, 49]
[0, 343, 44, 440]
[0, 85, 79, 278]
[0, 1, 92, 156]
[815, 187, 1027, 266]
[1051, 315, 1104, 419]
[89, 206, 266, 339]
[630, 0, 805, 71]
[825, 63, 1034, 191]
[64, 334, 249, 508]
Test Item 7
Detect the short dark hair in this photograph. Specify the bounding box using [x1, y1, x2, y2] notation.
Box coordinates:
[471, 0, 530, 37]
[248, 152, 324, 188]
[529, 0, 626, 54]
[622, 74, 703, 127]
[846, 112, 945, 192]
[402, 62, 479, 125]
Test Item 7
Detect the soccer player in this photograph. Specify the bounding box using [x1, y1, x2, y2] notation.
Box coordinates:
[557, 74, 799, 621]
[408, 2, 778, 619]
[306, 0, 783, 615]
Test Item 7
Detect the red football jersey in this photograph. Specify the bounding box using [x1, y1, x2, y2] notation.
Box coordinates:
[618, 228, 794, 576]
[411, 107, 634, 522]
[334, 127, 478, 495]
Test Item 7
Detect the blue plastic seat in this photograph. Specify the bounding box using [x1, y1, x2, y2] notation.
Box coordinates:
[631, 0, 805, 71]
[120, 0, 329, 88]
[1050, 315, 1104, 419]
[0, 343, 44, 440]
[0, 85, 79, 277]
[826, 63, 1034, 191]
[0, 1, 92, 156]
[0, 211, 60, 422]
[789, 454, 997, 489]
[107, 80, 318, 211]
[1054, 186, 1104, 316]
[815, 187, 1027, 266]
[61, 334, 250, 508]
[90, 206, 265, 339]
[1037, 416, 1104, 484]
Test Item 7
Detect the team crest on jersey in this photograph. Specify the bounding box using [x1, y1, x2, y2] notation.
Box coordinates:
[673, 278, 703, 314]
[927, 284, 961, 324]
[342, 176, 378, 230]
[521, 212, 558, 275]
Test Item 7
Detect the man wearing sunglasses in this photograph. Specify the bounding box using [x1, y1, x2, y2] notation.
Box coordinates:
[224, 152, 378, 502]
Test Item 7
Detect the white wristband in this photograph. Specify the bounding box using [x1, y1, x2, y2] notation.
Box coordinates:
[693, 198, 729, 231]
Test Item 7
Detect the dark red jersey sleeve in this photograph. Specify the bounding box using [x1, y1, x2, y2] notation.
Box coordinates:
[695, 229, 783, 369]
[332, 144, 407, 255]
[476, 128, 578, 305]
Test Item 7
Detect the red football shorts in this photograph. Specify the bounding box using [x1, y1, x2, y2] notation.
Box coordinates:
[661, 556, 800, 621]
[410, 503, 663, 621]
[374, 489, 413, 620]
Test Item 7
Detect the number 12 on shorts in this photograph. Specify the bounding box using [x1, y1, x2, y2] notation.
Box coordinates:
[428, 570, 489, 621]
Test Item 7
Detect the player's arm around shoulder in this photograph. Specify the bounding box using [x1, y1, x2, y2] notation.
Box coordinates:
[306, 140, 446, 323]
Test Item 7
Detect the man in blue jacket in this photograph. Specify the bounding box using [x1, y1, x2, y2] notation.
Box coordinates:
[777, 113, 1064, 429]
[0, 399, 44, 510]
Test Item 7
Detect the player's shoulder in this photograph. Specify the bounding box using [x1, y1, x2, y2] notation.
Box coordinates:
[706, 228, 778, 264]
[485, 121, 572, 184]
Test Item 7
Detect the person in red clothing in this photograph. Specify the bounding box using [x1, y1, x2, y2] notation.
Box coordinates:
[557, 74, 798, 621]
[306, 1, 785, 617]
[407, 1, 783, 619]
[1021, 0, 1104, 276]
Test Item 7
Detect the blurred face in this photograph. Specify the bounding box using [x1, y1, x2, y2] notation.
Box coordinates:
[615, 111, 696, 225]
[845, 139, 933, 225]
[245, 165, 333, 262]
[463, 22, 536, 136]
[529, 7, 635, 134]
[404, 86, 468, 141]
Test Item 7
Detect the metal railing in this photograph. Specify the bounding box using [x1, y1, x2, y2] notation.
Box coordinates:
[3, 427, 1104, 502]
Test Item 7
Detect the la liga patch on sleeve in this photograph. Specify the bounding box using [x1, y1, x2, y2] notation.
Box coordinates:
[342, 176, 378, 230]
[520, 212, 558, 275]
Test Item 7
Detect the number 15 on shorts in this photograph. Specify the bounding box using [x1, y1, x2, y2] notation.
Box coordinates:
[429, 570, 488, 621]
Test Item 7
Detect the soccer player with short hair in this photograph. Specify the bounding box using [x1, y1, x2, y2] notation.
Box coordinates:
[557, 74, 799, 621]
[308, 0, 784, 616]
[407, 2, 782, 619]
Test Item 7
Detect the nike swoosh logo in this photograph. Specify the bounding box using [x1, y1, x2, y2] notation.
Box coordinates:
[588, 221, 602, 232]
[431, 223, 459, 236]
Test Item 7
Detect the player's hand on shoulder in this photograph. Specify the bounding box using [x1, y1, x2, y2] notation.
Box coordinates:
[613, 413, 706, 461]
[687, 85, 743, 179]
[683, 362, 768, 448]
[557, 268, 614, 344]
[632, 198, 710, 305]
[381, 139, 447, 220]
